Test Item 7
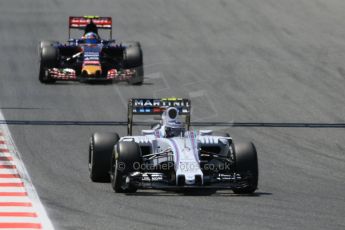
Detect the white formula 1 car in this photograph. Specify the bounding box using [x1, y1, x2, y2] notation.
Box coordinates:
[88, 98, 258, 194]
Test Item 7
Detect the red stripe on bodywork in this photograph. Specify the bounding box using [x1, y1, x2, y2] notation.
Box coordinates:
[0, 149, 9, 153]
[0, 223, 42, 228]
[83, 60, 100, 65]
[0, 141, 5, 144]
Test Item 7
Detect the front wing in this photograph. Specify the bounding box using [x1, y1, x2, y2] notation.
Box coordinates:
[122, 172, 254, 190]
[48, 68, 137, 82]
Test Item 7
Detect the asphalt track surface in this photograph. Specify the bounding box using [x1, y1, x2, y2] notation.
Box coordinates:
[1, 0, 345, 229]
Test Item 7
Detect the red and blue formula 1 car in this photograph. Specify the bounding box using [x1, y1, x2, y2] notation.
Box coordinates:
[39, 16, 143, 84]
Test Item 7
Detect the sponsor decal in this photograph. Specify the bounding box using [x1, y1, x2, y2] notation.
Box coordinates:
[84, 52, 99, 57]
[84, 56, 99, 61]
[132, 99, 190, 114]
[69, 17, 112, 28]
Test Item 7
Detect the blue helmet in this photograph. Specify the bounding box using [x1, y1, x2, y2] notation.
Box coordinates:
[82, 32, 99, 44]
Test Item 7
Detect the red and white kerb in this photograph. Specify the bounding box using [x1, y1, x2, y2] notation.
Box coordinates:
[0, 129, 54, 229]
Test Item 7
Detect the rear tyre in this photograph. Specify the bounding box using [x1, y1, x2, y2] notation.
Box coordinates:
[89, 132, 120, 182]
[111, 141, 141, 193]
[39, 45, 59, 84]
[232, 142, 258, 194]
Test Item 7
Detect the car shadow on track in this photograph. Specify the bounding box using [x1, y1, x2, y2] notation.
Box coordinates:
[126, 190, 272, 197]
[42, 81, 154, 86]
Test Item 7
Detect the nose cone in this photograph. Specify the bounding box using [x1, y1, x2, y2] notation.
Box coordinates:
[82, 65, 102, 76]
[185, 174, 196, 185]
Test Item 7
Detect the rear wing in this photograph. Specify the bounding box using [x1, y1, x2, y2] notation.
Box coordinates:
[127, 98, 191, 135]
[68, 16, 112, 39]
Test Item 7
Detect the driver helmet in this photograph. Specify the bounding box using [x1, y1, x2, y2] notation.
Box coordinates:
[163, 108, 185, 138]
[82, 32, 99, 44]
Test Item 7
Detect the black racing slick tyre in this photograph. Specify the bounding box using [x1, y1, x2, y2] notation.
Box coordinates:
[123, 42, 144, 85]
[39, 45, 59, 83]
[232, 142, 258, 194]
[111, 141, 141, 193]
[130, 66, 144, 85]
[123, 42, 143, 68]
[39, 40, 59, 49]
[89, 132, 120, 182]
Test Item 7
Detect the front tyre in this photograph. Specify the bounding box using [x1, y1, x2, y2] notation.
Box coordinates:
[232, 142, 258, 194]
[129, 66, 144, 85]
[89, 132, 120, 182]
[122, 42, 144, 85]
[111, 141, 141, 193]
[39, 45, 59, 84]
[123, 42, 143, 68]
[39, 67, 56, 84]
[39, 40, 59, 49]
